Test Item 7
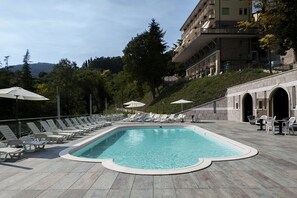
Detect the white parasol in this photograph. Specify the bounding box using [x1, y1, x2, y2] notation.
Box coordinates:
[170, 99, 193, 112]
[0, 87, 49, 137]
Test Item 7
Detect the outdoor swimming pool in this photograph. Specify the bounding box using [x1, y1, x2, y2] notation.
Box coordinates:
[60, 125, 258, 175]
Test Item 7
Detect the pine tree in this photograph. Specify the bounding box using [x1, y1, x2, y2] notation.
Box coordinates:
[123, 19, 167, 99]
[21, 49, 34, 90]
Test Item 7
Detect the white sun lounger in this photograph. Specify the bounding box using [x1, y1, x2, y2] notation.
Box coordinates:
[40, 121, 73, 139]
[0, 142, 23, 162]
[46, 119, 81, 137]
[0, 125, 47, 152]
[27, 122, 66, 143]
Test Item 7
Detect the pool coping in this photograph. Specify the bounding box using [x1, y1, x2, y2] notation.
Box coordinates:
[59, 124, 258, 175]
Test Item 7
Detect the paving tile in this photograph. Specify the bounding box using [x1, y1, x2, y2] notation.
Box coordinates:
[49, 173, 83, 190]
[133, 175, 153, 189]
[36, 189, 66, 198]
[69, 172, 102, 189]
[60, 189, 88, 198]
[11, 190, 43, 198]
[82, 189, 109, 198]
[90, 169, 118, 189]
[154, 189, 177, 198]
[106, 189, 131, 198]
[154, 176, 174, 189]
[0, 190, 21, 198]
[172, 174, 198, 189]
[111, 173, 135, 189]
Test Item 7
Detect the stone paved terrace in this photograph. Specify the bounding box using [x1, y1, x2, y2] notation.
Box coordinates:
[1, 121, 297, 198]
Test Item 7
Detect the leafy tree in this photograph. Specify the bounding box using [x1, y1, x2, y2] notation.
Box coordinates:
[272, 0, 297, 61]
[238, 0, 297, 73]
[123, 19, 167, 99]
[76, 68, 111, 113]
[165, 50, 185, 77]
[21, 49, 34, 90]
[82, 56, 123, 73]
[46, 59, 84, 115]
[109, 71, 145, 108]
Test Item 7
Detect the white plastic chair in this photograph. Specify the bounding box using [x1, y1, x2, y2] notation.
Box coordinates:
[266, 116, 276, 134]
[284, 117, 296, 135]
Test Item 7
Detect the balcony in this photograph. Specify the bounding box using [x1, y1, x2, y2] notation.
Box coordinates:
[181, 1, 215, 38]
[173, 28, 257, 63]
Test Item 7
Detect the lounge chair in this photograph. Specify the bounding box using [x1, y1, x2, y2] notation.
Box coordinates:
[27, 122, 66, 143]
[83, 117, 104, 128]
[123, 114, 136, 122]
[174, 114, 186, 122]
[158, 114, 169, 122]
[76, 117, 100, 129]
[39, 121, 73, 139]
[65, 118, 92, 133]
[46, 119, 81, 137]
[0, 125, 46, 152]
[71, 118, 96, 131]
[56, 119, 84, 135]
[90, 115, 112, 126]
[0, 142, 23, 162]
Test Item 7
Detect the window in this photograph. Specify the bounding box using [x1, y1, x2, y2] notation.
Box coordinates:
[233, 96, 235, 109]
[222, 8, 230, 15]
[239, 8, 243, 15]
[213, 101, 217, 113]
[244, 8, 248, 15]
[259, 101, 263, 109]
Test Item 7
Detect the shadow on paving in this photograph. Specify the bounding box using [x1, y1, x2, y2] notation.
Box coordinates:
[0, 161, 33, 170]
[22, 146, 69, 159]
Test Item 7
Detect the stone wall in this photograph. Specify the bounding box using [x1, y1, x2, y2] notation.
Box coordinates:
[227, 69, 297, 122]
[183, 97, 228, 120]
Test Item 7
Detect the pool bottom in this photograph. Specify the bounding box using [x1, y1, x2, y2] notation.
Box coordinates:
[59, 125, 258, 175]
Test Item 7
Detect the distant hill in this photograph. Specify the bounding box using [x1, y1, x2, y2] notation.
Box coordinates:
[7, 62, 55, 77]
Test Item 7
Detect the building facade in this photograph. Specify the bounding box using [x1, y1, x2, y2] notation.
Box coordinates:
[227, 69, 297, 122]
[182, 69, 297, 122]
[173, 0, 259, 79]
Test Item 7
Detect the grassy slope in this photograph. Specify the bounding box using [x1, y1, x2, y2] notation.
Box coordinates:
[142, 69, 270, 114]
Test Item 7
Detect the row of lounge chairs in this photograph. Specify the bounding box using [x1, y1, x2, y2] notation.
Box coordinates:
[123, 113, 186, 123]
[0, 115, 112, 162]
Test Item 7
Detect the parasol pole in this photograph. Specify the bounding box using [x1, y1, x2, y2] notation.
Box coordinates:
[57, 86, 60, 119]
[15, 95, 21, 138]
[89, 94, 92, 116]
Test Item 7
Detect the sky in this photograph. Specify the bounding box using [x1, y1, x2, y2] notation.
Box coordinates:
[0, 0, 198, 66]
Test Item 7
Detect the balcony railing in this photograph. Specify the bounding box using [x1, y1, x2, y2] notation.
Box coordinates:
[174, 28, 257, 60]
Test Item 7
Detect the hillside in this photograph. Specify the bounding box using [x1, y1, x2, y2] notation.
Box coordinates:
[7, 62, 55, 77]
[142, 69, 270, 114]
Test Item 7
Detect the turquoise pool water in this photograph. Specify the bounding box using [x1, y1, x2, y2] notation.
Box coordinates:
[72, 127, 243, 169]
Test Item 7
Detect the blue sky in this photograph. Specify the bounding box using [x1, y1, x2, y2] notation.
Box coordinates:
[0, 0, 198, 66]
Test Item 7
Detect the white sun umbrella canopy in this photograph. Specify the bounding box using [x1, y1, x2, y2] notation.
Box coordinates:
[124, 100, 145, 107]
[0, 87, 49, 101]
[171, 99, 193, 112]
[0, 87, 49, 137]
[125, 101, 145, 108]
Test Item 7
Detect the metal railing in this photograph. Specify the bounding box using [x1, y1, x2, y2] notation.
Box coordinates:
[0, 113, 124, 140]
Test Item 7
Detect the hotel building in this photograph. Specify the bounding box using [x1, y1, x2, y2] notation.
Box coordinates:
[173, 0, 259, 79]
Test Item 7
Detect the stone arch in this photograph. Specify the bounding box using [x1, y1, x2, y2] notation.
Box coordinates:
[242, 93, 253, 122]
[269, 87, 289, 119]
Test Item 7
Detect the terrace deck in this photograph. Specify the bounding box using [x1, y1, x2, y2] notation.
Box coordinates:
[0, 120, 297, 198]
